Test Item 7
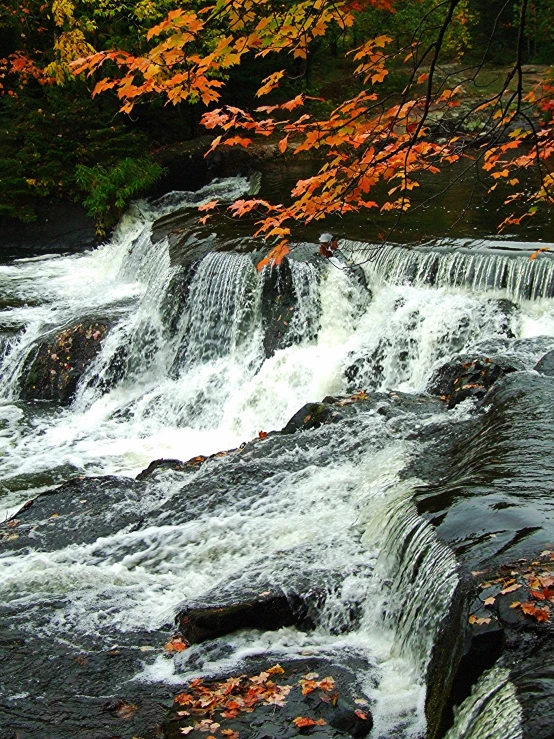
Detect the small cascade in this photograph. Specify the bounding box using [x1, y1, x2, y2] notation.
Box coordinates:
[344, 239, 554, 301]
[444, 667, 522, 739]
[181, 252, 262, 367]
[362, 479, 459, 668]
[287, 260, 321, 345]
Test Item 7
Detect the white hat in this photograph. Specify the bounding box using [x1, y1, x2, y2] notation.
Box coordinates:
[319, 232, 333, 243]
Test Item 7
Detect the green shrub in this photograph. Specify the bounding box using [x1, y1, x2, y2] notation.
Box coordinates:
[76, 157, 165, 235]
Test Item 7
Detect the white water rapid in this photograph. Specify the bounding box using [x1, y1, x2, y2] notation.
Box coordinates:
[2, 177, 554, 738]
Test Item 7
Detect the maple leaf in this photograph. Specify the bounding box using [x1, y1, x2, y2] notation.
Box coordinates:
[164, 637, 188, 652]
[520, 602, 550, 622]
[292, 717, 327, 728]
[198, 200, 219, 212]
[278, 135, 289, 154]
[256, 69, 285, 97]
[500, 583, 521, 595]
[224, 136, 252, 148]
[468, 615, 491, 625]
[267, 664, 285, 675]
[250, 672, 269, 684]
[258, 430, 268, 440]
[257, 241, 290, 271]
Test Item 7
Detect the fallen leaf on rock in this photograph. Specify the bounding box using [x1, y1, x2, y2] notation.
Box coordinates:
[355, 710, 369, 720]
[354, 698, 369, 706]
[510, 601, 522, 609]
[292, 717, 327, 727]
[165, 637, 188, 652]
[500, 583, 520, 595]
[249, 672, 269, 684]
[484, 597, 495, 606]
[258, 430, 268, 440]
[520, 603, 550, 622]
[469, 615, 491, 625]
[195, 719, 220, 733]
[180, 728, 194, 735]
[221, 732, 239, 739]
[529, 589, 546, 601]
[115, 701, 138, 720]
[267, 664, 284, 674]
[7, 520, 18, 528]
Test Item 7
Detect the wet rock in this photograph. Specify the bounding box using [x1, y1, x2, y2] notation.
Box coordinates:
[436, 555, 554, 737]
[281, 401, 346, 434]
[20, 319, 111, 404]
[411, 371, 554, 734]
[415, 373, 554, 568]
[0, 609, 175, 739]
[0, 475, 148, 552]
[489, 298, 517, 338]
[160, 264, 199, 337]
[177, 587, 322, 644]
[427, 354, 522, 407]
[136, 458, 188, 480]
[534, 349, 554, 376]
[281, 392, 443, 436]
[261, 258, 298, 358]
[161, 657, 372, 739]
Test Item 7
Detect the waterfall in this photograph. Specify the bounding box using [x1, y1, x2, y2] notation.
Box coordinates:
[343, 239, 554, 301]
[444, 667, 522, 739]
[2, 177, 554, 739]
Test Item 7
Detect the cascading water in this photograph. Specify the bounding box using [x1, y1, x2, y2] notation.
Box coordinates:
[2, 177, 554, 738]
[343, 239, 554, 302]
[444, 668, 522, 739]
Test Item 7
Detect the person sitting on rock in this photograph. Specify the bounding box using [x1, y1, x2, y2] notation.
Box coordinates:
[319, 232, 338, 258]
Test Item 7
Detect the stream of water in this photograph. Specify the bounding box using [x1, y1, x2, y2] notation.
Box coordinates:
[1, 177, 554, 738]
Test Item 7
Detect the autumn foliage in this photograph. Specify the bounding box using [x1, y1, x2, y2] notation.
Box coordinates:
[2, 0, 554, 251]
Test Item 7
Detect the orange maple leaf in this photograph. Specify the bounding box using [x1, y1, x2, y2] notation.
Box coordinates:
[292, 717, 327, 728]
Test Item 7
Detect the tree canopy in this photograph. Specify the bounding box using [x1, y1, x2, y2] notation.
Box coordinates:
[1, 0, 553, 252]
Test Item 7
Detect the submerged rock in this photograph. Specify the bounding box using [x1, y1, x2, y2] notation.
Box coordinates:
[0, 475, 147, 552]
[20, 319, 111, 404]
[427, 354, 522, 407]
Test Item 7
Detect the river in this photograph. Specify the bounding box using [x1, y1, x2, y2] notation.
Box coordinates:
[1, 174, 553, 738]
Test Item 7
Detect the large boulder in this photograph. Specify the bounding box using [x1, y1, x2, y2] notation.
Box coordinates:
[412, 371, 554, 737]
[427, 354, 522, 408]
[176, 586, 322, 645]
[162, 657, 373, 739]
[20, 319, 111, 404]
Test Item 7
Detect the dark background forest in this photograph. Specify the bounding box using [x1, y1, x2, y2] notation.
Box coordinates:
[1, 0, 553, 233]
